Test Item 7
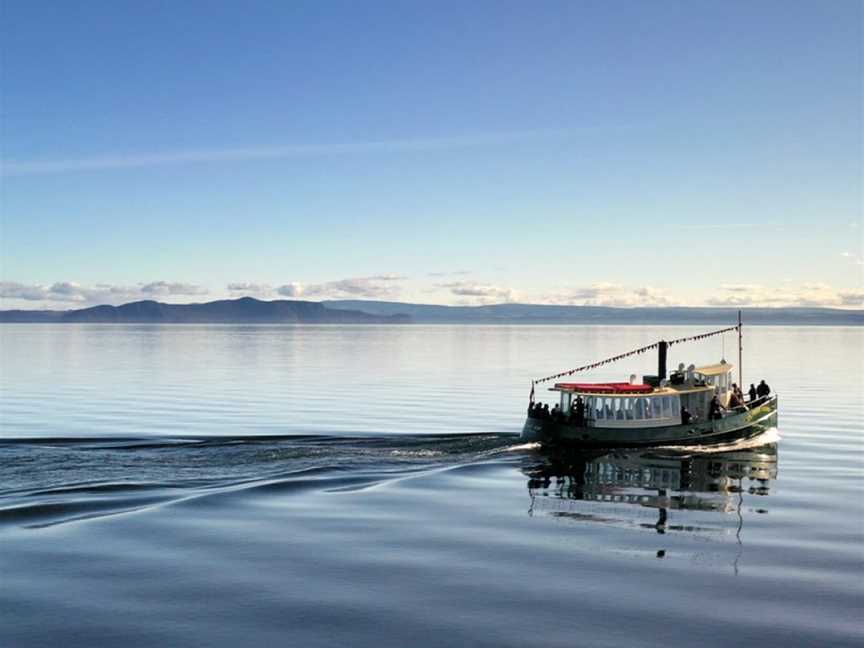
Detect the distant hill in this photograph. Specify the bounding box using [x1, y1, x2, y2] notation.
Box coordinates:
[1, 297, 861, 325]
[324, 300, 863, 325]
[0, 297, 410, 324]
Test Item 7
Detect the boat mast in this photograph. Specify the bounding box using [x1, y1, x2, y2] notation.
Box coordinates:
[738, 309, 743, 388]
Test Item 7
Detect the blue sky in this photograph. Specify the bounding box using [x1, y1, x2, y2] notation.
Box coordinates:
[1, 0, 861, 308]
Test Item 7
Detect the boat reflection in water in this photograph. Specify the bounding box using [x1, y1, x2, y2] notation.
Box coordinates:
[523, 433, 778, 562]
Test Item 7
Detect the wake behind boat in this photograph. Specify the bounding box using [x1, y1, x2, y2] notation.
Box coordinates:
[522, 313, 778, 448]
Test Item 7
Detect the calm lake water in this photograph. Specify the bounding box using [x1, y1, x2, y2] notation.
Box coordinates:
[1, 324, 862, 647]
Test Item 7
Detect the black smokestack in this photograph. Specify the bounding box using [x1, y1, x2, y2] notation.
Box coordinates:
[658, 341, 668, 381]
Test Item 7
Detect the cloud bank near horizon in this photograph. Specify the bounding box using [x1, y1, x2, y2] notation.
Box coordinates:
[227, 275, 407, 301]
[0, 281, 209, 306]
[1, 277, 861, 310]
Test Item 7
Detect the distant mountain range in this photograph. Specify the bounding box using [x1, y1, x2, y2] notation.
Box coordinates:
[323, 300, 863, 325]
[0, 297, 861, 325]
[0, 297, 409, 324]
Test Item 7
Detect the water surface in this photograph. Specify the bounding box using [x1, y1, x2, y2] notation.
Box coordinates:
[1, 325, 861, 646]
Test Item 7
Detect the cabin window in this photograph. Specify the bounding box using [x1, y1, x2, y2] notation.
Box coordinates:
[644, 398, 654, 419]
[604, 397, 614, 419]
[591, 397, 603, 420]
[624, 398, 635, 420]
[661, 396, 671, 418]
[614, 398, 625, 420]
[634, 398, 645, 420]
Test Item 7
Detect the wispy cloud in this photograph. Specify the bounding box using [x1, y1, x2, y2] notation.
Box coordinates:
[540, 283, 673, 307]
[1, 130, 568, 176]
[140, 281, 209, 296]
[677, 223, 760, 230]
[436, 281, 517, 304]
[227, 275, 407, 301]
[276, 283, 304, 298]
[427, 270, 472, 277]
[840, 251, 864, 266]
[707, 282, 862, 307]
[838, 290, 864, 306]
[302, 276, 406, 299]
[0, 280, 207, 306]
[227, 282, 274, 295]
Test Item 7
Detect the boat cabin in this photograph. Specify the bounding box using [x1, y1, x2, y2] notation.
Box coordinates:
[550, 361, 735, 428]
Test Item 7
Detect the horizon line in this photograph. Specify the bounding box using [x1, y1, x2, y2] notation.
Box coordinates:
[0, 296, 860, 313]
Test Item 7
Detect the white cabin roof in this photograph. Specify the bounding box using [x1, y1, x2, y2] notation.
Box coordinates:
[695, 362, 733, 376]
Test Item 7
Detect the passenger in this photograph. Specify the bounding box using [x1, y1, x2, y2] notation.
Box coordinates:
[542, 403, 551, 420]
[680, 406, 692, 425]
[575, 396, 586, 426]
[756, 379, 771, 399]
[551, 404, 560, 421]
[748, 384, 758, 402]
[728, 390, 742, 409]
[709, 395, 723, 420]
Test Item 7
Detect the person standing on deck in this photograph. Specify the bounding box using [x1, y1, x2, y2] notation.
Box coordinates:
[575, 396, 586, 426]
[709, 396, 723, 420]
[680, 406, 693, 424]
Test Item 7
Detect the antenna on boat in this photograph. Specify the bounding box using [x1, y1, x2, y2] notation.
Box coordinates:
[738, 310, 743, 389]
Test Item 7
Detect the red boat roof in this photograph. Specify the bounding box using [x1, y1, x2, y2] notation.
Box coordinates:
[553, 382, 654, 394]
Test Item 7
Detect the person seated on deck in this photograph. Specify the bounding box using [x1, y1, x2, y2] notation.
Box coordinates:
[756, 379, 771, 399]
[680, 406, 693, 425]
[748, 384, 758, 402]
[709, 395, 723, 420]
[728, 390, 743, 409]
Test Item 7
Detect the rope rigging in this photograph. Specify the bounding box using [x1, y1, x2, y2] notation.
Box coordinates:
[532, 324, 739, 386]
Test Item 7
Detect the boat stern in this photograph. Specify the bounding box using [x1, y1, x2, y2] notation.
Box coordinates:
[521, 416, 548, 442]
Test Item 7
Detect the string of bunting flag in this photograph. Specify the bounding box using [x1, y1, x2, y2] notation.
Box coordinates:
[532, 324, 740, 386]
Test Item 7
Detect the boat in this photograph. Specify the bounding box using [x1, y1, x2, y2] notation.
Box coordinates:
[522, 312, 778, 448]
